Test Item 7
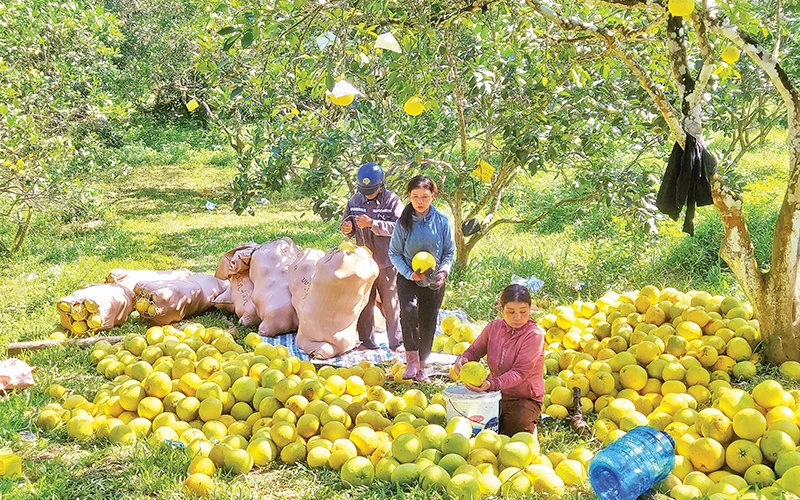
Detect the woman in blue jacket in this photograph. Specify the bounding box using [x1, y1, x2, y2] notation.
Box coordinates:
[389, 175, 455, 382]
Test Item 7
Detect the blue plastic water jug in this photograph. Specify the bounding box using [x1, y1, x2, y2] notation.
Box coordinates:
[589, 425, 675, 500]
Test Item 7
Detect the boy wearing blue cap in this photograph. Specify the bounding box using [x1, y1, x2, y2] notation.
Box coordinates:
[341, 162, 404, 352]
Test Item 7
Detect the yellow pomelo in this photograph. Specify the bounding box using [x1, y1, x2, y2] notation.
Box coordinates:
[460, 362, 487, 387]
[67, 414, 94, 440]
[721, 46, 741, 64]
[280, 441, 307, 464]
[223, 448, 254, 474]
[555, 459, 586, 486]
[188, 456, 216, 475]
[412, 251, 436, 274]
[340, 456, 375, 487]
[391, 462, 421, 485]
[499, 441, 532, 469]
[760, 429, 795, 462]
[447, 473, 482, 500]
[392, 433, 421, 463]
[442, 316, 461, 335]
[732, 408, 766, 441]
[688, 437, 725, 473]
[403, 96, 424, 116]
[329, 93, 354, 106]
[725, 439, 762, 474]
[752, 380, 785, 409]
[183, 473, 214, 498]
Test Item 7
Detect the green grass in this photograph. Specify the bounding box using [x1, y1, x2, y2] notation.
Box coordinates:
[0, 124, 791, 499]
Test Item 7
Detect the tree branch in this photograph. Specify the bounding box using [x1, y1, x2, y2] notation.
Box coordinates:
[589, 0, 665, 10]
[705, 10, 800, 302]
[774, 0, 782, 61]
[483, 192, 599, 233]
[524, 0, 684, 146]
[687, 11, 717, 118]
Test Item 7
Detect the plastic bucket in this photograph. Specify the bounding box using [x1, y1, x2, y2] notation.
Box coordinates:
[443, 385, 502, 436]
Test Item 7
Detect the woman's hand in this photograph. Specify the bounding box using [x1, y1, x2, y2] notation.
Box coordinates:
[411, 271, 426, 281]
[453, 357, 464, 377]
[465, 380, 491, 392]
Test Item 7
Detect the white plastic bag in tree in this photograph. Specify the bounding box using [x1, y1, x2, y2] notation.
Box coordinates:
[215, 242, 259, 279]
[296, 247, 379, 359]
[250, 238, 301, 337]
[134, 277, 213, 326]
[106, 268, 192, 295]
[213, 274, 259, 326]
[57, 283, 135, 336]
[288, 248, 325, 315]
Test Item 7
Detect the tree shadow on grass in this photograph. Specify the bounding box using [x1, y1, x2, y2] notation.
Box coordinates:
[113, 186, 211, 219]
[133, 222, 342, 264]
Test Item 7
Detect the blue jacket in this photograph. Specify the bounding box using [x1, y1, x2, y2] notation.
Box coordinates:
[389, 205, 455, 288]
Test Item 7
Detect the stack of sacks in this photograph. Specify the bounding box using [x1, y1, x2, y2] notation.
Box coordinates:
[295, 246, 379, 359]
[213, 243, 260, 326]
[251, 237, 301, 337]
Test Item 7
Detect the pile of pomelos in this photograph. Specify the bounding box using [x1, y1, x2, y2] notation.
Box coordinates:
[432, 315, 482, 356]
[539, 286, 800, 499]
[35, 322, 592, 498]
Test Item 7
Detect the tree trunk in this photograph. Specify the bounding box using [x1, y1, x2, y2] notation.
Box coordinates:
[759, 124, 800, 362]
[707, 21, 800, 363]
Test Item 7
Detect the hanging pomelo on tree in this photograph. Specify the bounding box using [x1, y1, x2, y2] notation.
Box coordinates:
[327, 79, 362, 107]
[403, 96, 424, 116]
[329, 93, 354, 106]
[668, 0, 694, 17]
[721, 46, 741, 64]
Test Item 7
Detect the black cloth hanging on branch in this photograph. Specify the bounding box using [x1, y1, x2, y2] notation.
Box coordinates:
[655, 133, 717, 235]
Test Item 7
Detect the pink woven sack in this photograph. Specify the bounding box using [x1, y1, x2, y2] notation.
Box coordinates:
[215, 242, 259, 279]
[250, 238, 301, 337]
[296, 247, 379, 359]
[213, 274, 259, 326]
[57, 283, 134, 335]
[105, 268, 192, 294]
[288, 248, 325, 315]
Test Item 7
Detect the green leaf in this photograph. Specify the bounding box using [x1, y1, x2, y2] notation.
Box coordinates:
[223, 34, 240, 52]
[241, 30, 254, 49]
[231, 86, 244, 99]
[217, 26, 236, 35]
[326, 73, 334, 91]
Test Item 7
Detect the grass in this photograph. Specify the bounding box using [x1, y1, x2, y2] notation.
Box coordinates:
[0, 122, 791, 499]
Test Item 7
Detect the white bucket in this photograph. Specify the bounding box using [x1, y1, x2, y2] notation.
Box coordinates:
[443, 385, 502, 436]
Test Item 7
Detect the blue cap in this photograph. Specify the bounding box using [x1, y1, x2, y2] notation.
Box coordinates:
[357, 162, 384, 195]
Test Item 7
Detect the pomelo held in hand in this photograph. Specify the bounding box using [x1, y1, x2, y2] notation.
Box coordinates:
[412, 251, 436, 274]
[460, 362, 487, 387]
